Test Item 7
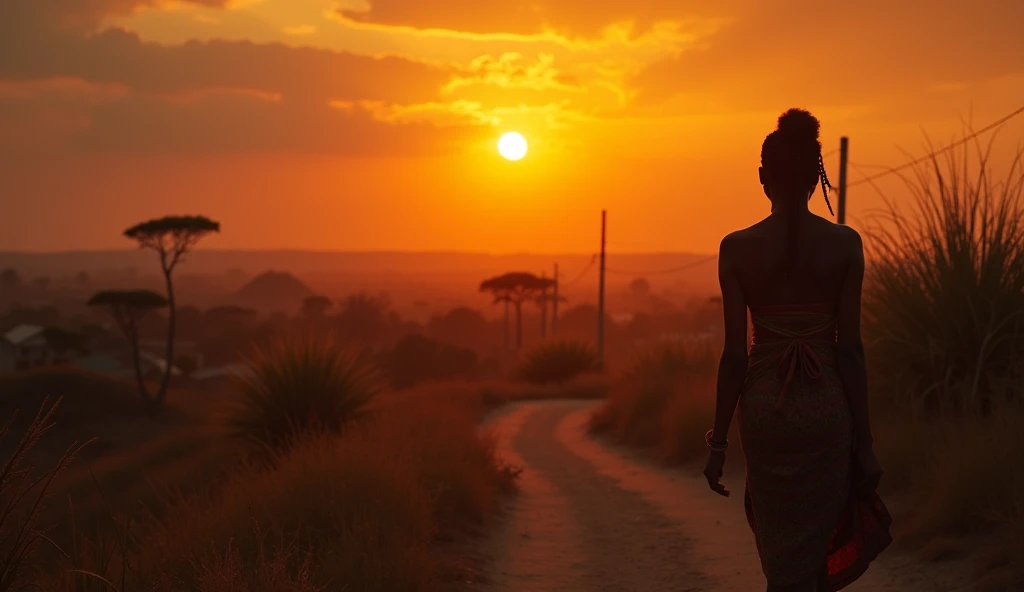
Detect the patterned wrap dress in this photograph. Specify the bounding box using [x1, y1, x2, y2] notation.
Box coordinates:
[738, 302, 892, 590]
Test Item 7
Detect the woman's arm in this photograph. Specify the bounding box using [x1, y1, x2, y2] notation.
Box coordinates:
[836, 229, 872, 451]
[711, 234, 749, 443]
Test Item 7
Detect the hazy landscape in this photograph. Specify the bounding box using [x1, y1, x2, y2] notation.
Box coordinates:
[3, 1, 1024, 591]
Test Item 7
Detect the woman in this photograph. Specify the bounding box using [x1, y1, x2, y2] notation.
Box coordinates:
[702, 109, 892, 592]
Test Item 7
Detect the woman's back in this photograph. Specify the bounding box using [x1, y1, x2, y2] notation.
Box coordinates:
[702, 108, 889, 592]
[727, 210, 861, 309]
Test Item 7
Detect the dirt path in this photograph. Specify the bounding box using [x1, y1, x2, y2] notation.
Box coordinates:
[472, 400, 973, 592]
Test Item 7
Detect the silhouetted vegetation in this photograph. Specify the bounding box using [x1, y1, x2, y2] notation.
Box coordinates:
[515, 339, 600, 385]
[480, 272, 554, 350]
[590, 343, 721, 462]
[0, 399, 86, 591]
[229, 336, 381, 452]
[124, 215, 221, 410]
[378, 333, 481, 389]
[86, 289, 169, 411]
[864, 139, 1024, 413]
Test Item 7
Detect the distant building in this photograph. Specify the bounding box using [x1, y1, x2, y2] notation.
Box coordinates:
[0, 324, 77, 372]
[73, 349, 183, 380]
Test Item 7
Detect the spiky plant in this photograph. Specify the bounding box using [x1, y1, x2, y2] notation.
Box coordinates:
[862, 135, 1024, 413]
[229, 336, 382, 451]
[515, 340, 600, 385]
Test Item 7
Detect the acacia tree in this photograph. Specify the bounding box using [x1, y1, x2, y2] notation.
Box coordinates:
[87, 290, 168, 410]
[124, 215, 220, 407]
[480, 272, 554, 350]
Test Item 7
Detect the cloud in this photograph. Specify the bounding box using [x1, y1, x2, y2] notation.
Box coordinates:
[341, 99, 588, 130]
[339, 0, 714, 37]
[443, 53, 580, 95]
[65, 92, 482, 155]
[630, 1, 1024, 114]
[0, 27, 449, 104]
[0, 0, 468, 155]
[1, 0, 229, 32]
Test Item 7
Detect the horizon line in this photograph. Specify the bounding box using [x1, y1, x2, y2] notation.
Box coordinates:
[0, 247, 718, 257]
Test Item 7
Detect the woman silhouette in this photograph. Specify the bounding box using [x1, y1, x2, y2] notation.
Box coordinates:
[703, 109, 891, 592]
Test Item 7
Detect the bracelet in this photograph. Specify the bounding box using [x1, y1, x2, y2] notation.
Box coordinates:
[705, 429, 728, 452]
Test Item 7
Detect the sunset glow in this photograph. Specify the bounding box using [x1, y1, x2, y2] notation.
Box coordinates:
[498, 132, 528, 161]
[1, 1, 1023, 253]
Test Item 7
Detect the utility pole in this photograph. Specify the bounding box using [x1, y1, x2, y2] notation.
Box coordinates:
[597, 210, 606, 370]
[539, 271, 548, 338]
[552, 262, 559, 335]
[837, 136, 849, 225]
[503, 300, 510, 351]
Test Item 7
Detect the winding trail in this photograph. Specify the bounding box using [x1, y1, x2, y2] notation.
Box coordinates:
[472, 400, 972, 592]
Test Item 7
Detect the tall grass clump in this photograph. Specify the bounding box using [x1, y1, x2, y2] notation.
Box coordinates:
[590, 343, 721, 464]
[229, 335, 382, 451]
[862, 133, 1024, 580]
[862, 136, 1024, 413]
[1, 398, 85, 591]
[515, 340, 601, 385]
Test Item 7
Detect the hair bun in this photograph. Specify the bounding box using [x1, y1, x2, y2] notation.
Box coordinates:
[776, 108, 820, 143]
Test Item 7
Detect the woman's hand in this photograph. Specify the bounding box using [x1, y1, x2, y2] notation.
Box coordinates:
[854, 446, 883, 496]
[703, 450, 730, 497]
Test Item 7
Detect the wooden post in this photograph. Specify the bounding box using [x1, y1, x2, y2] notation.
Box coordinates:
[552, 263, 559, 335]
[503, 299, 509, 351]
[837, 137, 849, 225]
[597, 210, 606, 370]
[539, 272, 548, 338]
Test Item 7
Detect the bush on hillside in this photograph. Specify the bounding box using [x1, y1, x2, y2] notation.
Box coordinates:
[862, 139, 1024, 413]
[229, 336, 381, 451]
[590, 343, 720, 463]
[515, 340, 600, 385]
[378, 334, 479, 389]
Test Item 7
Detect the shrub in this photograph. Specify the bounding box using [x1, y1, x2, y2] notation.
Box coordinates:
[229, 335, 381, 451]
[590, 343, 721, 463]
[515, 340, 600, 385]
[378, 334, 479, 389]
[862, 138, 1024, 412]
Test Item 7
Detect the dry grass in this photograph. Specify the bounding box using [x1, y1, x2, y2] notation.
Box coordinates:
[874, 400, 1024, 538]
[514, 340, 601, 386]
[28, 379, 516, 591]
[589, 343, 730, 465]
[0, 398, 87, 592]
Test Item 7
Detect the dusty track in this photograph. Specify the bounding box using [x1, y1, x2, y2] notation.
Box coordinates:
[470, 400, 972, 592]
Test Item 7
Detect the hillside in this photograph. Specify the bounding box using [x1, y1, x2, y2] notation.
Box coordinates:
[233, 270, 315, 314]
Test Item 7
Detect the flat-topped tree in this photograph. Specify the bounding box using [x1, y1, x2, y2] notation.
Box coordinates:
[124, 215, 220, 408]
[480, 272, 555, 350]
[87, 290, 168, 409]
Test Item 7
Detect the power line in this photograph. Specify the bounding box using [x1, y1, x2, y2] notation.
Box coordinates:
[605, 253, 718, 276]
[847, 103, 1024, 188]
[560, 254, 597, 287]
[606, 239, 678, 251]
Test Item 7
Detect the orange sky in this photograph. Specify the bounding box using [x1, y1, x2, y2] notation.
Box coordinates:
[2, 0, 1023, 254]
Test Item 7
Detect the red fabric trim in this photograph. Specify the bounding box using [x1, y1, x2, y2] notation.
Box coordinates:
[744, 481, 893, 591]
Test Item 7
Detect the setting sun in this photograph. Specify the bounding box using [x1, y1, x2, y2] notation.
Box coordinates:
[498, 132, 528, 161]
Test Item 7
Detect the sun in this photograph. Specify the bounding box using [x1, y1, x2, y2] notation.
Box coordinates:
[497, 131, 528, 161]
